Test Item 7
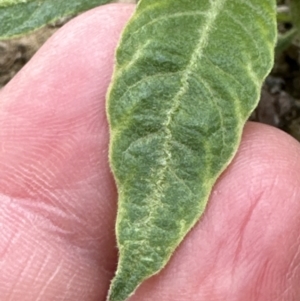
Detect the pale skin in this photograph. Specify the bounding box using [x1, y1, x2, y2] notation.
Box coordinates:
[0, 3, 299, 301]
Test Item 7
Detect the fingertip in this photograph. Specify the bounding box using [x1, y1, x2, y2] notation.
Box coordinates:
[241, 122, 300, 165]
[0, 5, 136, 301]
[232, 122, 300, 190]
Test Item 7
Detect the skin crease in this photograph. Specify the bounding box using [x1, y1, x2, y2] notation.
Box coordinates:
[0, 3, 299, 301]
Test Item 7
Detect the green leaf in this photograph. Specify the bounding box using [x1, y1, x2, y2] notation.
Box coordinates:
[276, 28, 298, 55]
[106, 0, 277, 300]
[0, 0, 114, 40]
[290, 0, 300, 33]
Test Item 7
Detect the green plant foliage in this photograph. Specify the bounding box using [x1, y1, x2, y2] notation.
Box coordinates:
[276, 28, 298, 54]
[106, 0, 277, 300]
[275, 1, 300, 56]
[290, 0, 300, 32]
[0, 0, 114, 39]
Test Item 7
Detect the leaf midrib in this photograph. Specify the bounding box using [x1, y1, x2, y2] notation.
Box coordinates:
[145, 0, 227, 221]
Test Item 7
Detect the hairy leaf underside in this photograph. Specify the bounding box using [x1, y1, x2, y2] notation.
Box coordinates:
[107, 0, 277, 300]
[0, 0, 114, 39]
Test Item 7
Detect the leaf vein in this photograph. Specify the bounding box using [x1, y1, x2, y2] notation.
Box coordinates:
[148, 0, 227, 209]
[128, 10, 208, 43]
[167, 168, 196, 196]
[224, 10, 261, 60]
[113, 71, 183, 126]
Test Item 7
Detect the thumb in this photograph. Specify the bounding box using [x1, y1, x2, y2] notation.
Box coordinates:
[0, 4, 134, 301]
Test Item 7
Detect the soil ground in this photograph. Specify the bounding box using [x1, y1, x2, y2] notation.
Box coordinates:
[1, 1, 300, 141]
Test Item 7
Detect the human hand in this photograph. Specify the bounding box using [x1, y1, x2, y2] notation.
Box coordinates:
[0, 4, 299, 301]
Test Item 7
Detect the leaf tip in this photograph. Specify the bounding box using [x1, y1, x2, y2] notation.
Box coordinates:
[106, 277, 131, 301]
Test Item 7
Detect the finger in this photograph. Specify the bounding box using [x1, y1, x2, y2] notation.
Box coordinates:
[0, 4, 134, 301]
[128, 122, 300, 301]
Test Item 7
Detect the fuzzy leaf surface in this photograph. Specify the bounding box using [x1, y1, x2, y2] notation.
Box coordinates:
[107, 0, 277, 300]
[0, 0, 114, 39]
